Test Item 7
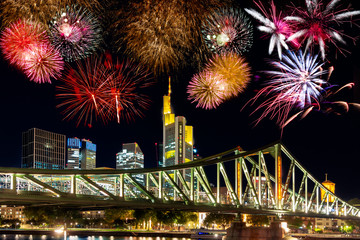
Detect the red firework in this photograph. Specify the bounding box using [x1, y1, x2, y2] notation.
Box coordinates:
[102, 54, 153, 124]
[0, 19, 48, 67]
[56, 54, 152, 127]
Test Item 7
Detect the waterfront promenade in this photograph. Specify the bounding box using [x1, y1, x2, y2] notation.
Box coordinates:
[0, 229, 192, 238]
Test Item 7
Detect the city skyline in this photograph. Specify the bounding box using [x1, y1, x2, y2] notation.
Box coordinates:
[1, 0, 360, 202]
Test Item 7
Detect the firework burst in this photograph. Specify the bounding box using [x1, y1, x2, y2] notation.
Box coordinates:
[187, 71, 226, 110]
[0, 0, 106, 29]
[285, 0, 360, 59]
[247, 50, 329, 128]
[202, 7, 253, 55]
[22, 43, 64, 83]
[56, 55, 152, 127]
[188, 52, 251, 109]
[0, 19, 47, 67]
[102, 54, 153, 124]
[245, 1, 297, 59]
[207, 53, 252, 98]
[49, 5, 103, 62]
[112, 0, 226, 75]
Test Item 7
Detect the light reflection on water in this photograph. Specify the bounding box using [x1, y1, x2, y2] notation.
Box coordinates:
[0, 235, 192, 240]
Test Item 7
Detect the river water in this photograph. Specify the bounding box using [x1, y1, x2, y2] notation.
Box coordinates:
[0, 236, 192, 240]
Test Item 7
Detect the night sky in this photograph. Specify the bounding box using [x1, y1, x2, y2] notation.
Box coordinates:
[0, 0, 360, 202]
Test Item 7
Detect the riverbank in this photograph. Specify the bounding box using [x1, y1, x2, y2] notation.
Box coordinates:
[290, 233, 360, 239]
[0, 229, 193, 238]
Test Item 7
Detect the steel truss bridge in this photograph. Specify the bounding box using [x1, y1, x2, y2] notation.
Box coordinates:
[0, 141, 358, 219]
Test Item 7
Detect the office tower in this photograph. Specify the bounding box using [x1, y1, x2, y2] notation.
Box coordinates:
[162, 78, 194, 168]
[116, 142, 144, 184]
[67, 138, 81, 169]
[81, 139, 96, 170]
[162, 78, 193, 195]
[22, 128, 66, 169]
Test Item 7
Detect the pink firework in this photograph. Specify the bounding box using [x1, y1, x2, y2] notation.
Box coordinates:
[246, 50, 328, 128]
[187, 71, 226, 110]
[0, 19, 48, 67]
[245, 1, 299, 59]
[285, 0, 360, 59]
[22, 43, 64, 83]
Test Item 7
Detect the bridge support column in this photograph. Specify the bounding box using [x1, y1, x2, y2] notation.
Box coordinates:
[275, 144, 282, 209]
[217, 163, 220, 204]
[226, 220, 284, 240]
[159, 171, 163, 200]
[119, 174, 124, 198]
[190, 168, 194, 201]
[71, 175, 76, 194]
[10, 174, 16, 191]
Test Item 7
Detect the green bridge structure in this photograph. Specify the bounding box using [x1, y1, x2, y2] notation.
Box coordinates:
[0, 141, 358, 219]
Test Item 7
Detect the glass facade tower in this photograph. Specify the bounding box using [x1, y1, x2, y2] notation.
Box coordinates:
[80, 139, 96, 170]
[66, 138, 81, 170]
[116, 142, 144, 184]
[162, 78, 193, 188]
[21, 128, 66, 169]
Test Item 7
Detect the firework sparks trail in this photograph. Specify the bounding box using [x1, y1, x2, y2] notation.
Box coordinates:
[49, 5, 103, 62]
[285, 0, 360, 59]
[102, 54, 153, 124]
[56, 54, 152, 127]
[245, 1, 298, 59]
[202, 7, 253, 55]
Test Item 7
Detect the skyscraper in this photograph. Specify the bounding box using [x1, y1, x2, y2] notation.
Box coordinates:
[81, 139, 96, 170]
[162, 78, 194, 179]
[22, 128, 66, 169]
[66, 138, 82, 170]
[116, 142, 144, 184]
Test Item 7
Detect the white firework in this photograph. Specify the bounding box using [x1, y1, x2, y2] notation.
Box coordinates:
[245, 1, 293, 59]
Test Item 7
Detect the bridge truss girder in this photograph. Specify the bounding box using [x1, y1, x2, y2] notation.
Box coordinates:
[0, 141, 358, 219]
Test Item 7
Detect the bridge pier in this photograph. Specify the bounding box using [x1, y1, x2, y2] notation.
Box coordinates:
[225, 220, 284, 240]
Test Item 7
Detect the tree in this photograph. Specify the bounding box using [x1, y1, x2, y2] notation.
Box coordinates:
[284, 216, 303, 228]
[246, 215, 269, 227]
[133, 209, 157, 229]
[104, 208, 134, 228]
[203, 213, 236, 229]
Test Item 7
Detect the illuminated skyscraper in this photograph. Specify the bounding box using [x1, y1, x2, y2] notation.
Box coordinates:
[22, 128, 66, 169]
[67, 138, 81, 170]
[116, 142, 144, 184]
[81, 139, 96, 170]
[162, 78, 194, 178]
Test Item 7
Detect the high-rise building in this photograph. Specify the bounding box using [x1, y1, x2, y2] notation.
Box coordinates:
[67, 138, 82, 170]
[162, 78, 193, 193]
[22, 128, 66, 169]
[162, 78, 194, 168]
[116, 142, 144, 184]
[81, 139, 96, 170]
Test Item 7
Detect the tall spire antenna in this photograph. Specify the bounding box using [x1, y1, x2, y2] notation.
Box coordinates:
[325, 173, 328, 181]
[168, 76, 171, 97]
